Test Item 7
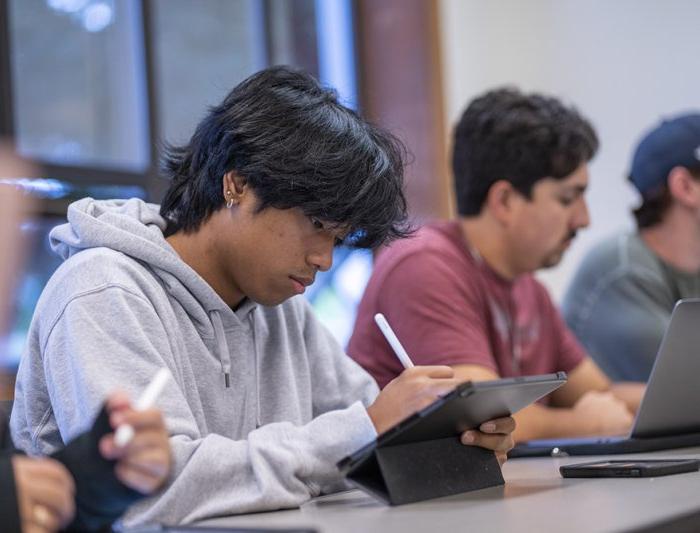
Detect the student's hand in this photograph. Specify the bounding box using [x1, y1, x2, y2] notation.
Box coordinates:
[12, 456, 75, 533]
[461, 417, 515, 466]
[367, 366, 462, 435]
[99, 391, 172, 494]
[573, 390, 634, 436]
[367, 367, 516, 465]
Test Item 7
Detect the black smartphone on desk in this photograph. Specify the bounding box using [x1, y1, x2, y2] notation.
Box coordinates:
[560, 459, 700, 478]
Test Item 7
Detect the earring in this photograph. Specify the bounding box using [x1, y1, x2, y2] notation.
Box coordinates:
[225, 190, 234, 209]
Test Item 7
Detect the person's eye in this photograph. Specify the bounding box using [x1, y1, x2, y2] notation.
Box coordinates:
[558, 196, 575, 207]
[310, 216, 324, 230]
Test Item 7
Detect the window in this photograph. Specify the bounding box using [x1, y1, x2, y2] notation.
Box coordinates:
[306, 247, 374, 348]
[9, 0, 150, 171]
[151, 0, 320, 145]
[0, 0, 365, 366]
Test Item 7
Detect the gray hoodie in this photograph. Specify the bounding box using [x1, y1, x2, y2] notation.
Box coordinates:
[10, 198, 379, 526]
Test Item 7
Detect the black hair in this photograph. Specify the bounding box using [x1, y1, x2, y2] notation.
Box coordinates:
[160, 65, 410, 248]
[632, 167, 700, 228]
[452, 87, 599, 216]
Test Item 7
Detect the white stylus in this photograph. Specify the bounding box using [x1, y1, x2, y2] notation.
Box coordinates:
[374, 313, 415, 369]
[114, 368, 170, 448]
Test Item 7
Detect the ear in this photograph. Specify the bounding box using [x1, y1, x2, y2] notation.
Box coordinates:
[222, 171, 248, 205]
[484, 180, 520, 224]
[667, 166, 700, 208]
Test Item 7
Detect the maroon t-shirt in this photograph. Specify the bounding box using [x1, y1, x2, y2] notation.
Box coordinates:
[347, 220, 586, 389]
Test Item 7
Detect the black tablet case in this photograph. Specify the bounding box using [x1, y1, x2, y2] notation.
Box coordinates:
[340, 373, 567, 505]
[344, 435, 503, 505]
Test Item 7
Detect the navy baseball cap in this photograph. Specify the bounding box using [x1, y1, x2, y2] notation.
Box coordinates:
[629, 113, 700, 196]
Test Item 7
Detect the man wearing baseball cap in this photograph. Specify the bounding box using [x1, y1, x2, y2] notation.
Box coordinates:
[563, 113, 700, 382]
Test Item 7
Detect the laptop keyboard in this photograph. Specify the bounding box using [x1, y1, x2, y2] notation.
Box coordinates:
[522, 435, 626, 447]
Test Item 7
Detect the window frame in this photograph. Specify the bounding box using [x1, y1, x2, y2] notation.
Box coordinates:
[0, 0, 162, 197]
[0, 0, 342, 202]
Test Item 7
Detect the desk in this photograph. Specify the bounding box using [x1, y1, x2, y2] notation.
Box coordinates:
[197, 447, 700, 532]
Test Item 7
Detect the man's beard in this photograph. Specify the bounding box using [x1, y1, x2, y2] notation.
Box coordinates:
[541, 230, 578, 269]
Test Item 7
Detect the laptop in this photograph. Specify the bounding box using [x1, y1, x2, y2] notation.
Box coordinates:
[510, 298, 700, 458]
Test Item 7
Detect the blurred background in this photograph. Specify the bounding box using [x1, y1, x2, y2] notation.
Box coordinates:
[0, 0, 698, 399]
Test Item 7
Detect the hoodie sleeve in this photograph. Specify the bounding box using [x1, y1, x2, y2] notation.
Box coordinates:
[37, 286, 377, 526]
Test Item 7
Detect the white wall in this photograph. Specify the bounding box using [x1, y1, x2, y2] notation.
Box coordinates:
[438, 0, 700, 301]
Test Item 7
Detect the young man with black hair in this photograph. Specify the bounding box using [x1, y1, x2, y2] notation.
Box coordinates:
[11, 67, 514, 527]
[563, 113, 700, 382]
[348, 87, 644, 443]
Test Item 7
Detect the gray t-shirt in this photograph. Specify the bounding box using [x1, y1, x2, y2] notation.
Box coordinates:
[563, 232, 700, 382]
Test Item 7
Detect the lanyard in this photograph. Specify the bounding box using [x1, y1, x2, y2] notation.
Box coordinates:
[466, 243, 522, 374]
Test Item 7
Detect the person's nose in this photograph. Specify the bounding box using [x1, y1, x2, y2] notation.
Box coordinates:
[573, 197, 591, 229]
[307, 235, 334, 273]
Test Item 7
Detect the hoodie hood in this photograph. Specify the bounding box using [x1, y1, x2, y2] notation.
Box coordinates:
[50, 197, 256, 386]
[51, 198, 228, 312]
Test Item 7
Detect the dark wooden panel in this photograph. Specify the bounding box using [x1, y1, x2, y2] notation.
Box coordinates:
[355, 0, 450, 221]
[0, 372, 15, 401]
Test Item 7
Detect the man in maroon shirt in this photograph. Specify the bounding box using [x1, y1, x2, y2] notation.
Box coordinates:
[348, 88, 644, 443]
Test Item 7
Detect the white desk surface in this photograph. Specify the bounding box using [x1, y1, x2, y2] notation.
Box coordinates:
[197, 446, 700, 533]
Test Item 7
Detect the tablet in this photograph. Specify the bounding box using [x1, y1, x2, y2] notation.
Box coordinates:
[338, 372, 567, 472]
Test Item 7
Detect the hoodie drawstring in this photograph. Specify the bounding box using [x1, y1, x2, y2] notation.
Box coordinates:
[209, 310, 231, 388]
[249, 311, 261, 428]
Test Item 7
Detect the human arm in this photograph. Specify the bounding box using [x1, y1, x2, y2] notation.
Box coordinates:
[380, 248, 633, 442]
[47, 389, 171, 531]
[506, 286, 642, 441]
[29, 287, 382, 525]
[36, 285, 511, 526]
[452, 359, 641, 442]
[367, 365, 514, 464]
[10, 456, 75, 533]
[301, 300, 514, 467]
[549, 357, 644, 413]
[99, 391, 171, 495]
[3, 403, 73, 533]
[609, 382, 645, 413]
[3, 395, 169, 533]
